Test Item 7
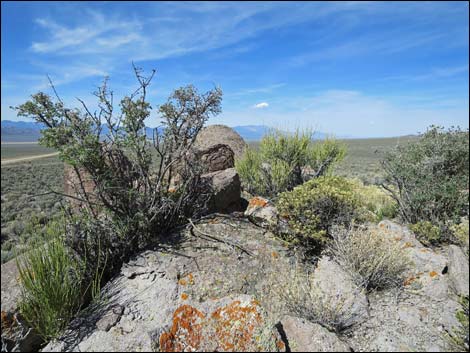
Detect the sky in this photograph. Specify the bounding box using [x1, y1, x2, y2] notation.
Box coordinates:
[1, 1, 469, 137]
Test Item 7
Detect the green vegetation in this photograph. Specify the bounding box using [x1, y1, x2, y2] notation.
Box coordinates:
[447, 295, 469, 352]
[236, 129, 345, 198]
[382, 126, 469, 237]
[330, 224, 411, 290]
[276, 176, 359, 250]
[1, 155, 64, 263]
[15, 218, 86, 340]
[1, 143, 56, 159]
[409, 221, 442, 246]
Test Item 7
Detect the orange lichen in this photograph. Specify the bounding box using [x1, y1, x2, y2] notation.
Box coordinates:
[402, 242, 413, 248]
[168, 187, 177, 193]
[249, 197, 268, 208]
[394, 236, 402, 241]
[276, 339, 286, 350]
[188, 273, 194, 285]
[178, 278, 187, 286]
[404, 276, 416, 286]
[429, 271, 438, 278]
[271, 251, 279, 259]
[181, 293, 189, 300]
[211, 300, 262, 351]
[159, 300, 264, 352]
[159, 305, 206, 352]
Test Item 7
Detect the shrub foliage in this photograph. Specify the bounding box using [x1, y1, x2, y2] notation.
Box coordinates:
[13, 67, 223, 278]
[381, 126, 469, 230]
[236, 129, 345, 198]
[276, 176, 359, 250]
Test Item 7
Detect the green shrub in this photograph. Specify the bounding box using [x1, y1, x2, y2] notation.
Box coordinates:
[236, 129, 346, 198]
[447, 295, 469, 352]
[16, 218, 86, 340]
[14, 68, 223, 281]
[330, 224, 411, 290]
[350, 178, 398, 222]
[409, 221, 442, 246]
[450, 217, 469, 254]
[382, 125, 469, 232]
[276, 176, 359, 250]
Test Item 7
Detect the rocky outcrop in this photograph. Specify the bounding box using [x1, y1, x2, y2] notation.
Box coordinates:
[194, 125, 248, 160]
[42, 218, 292, 352]
[280, 315, 351, 352]
[40, 218, 467, 352]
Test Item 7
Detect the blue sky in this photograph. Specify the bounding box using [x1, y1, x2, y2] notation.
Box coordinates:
[1, 1, 469, 137]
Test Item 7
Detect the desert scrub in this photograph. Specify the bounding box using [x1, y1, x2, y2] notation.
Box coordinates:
[330, 224, 411, 290]
[447, 295, 469, 352]
[382, 125, 469, 231]
[15, 218, 86, 340]
[409, 221, 442, 246]
[236, 129, 345, 198]
[276, 176, 359, 250]
[272, 263, 364, 332]
[450, 217, 469, 254]
[350, 178, 398, 222]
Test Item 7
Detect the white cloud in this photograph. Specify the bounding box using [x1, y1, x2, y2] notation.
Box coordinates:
[253, 102, 269, 109]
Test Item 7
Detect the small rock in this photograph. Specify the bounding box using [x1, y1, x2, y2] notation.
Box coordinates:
[280, 315, 351, 352]
[244, 197, 278, 228]
[96, 305, 124, 332]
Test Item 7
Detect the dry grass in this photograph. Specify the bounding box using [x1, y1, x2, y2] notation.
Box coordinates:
[330, 224, 411, 291]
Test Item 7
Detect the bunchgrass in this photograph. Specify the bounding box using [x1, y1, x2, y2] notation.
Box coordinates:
[15, 218, 86, 341]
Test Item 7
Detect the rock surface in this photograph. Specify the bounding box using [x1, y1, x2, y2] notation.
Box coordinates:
[40, 219, 466, 352]
[42, 217, 292, 352]
[280, 315, 351, 352]
[312, 257, 369, 328]
[195, 143, 235, 173]
[201, 168, 242, 213]
[194, 125, 248, 160]
[244, 197, 278, 228]
[447, 244, 469, 296]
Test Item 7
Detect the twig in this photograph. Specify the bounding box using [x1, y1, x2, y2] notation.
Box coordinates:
[188, 218, 253, 256]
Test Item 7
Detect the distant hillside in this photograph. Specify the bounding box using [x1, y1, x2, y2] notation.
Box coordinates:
[1, 120, 336, 142]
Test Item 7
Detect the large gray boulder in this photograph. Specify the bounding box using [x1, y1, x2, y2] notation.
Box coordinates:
[194, 125, 248, 160]
[195, 143, 235, 173]
[280, 315, 351, 352]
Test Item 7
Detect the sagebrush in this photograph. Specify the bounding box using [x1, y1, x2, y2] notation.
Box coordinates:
[236, 129, 345, 198]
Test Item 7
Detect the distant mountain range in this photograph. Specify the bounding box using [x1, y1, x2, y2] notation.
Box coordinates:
[1, 120, 339, 142]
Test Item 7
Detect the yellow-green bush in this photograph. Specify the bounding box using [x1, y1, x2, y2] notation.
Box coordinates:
[450, 217, 469, 253]
[276, 176, 359, 249]
[236, 129, 346, 198]
[350, 179, 398, 222]
[409, 221, 442, 245]
[447, 295, 469, 351]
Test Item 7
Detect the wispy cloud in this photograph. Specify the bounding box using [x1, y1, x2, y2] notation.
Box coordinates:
[253, 102, 269, 109]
